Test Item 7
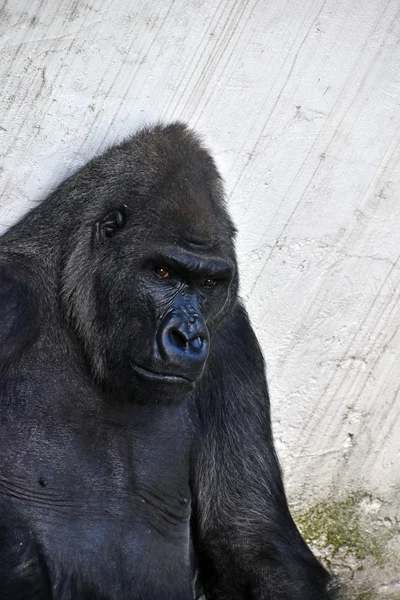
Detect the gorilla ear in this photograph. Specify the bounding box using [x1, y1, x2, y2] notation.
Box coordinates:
[94, 207, 127, 242]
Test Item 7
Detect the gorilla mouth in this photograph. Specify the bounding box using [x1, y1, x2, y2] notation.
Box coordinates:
[132, 364, 194, 386]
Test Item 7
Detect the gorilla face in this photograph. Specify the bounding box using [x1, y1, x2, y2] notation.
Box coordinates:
[92, 206, 235, 395]
[59, 124, 238, 399]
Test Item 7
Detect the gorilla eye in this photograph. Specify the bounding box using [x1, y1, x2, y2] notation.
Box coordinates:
[154, 266, 171, 279]
[203, 278, 218, 287]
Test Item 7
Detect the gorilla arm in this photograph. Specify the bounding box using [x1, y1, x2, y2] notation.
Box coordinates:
[191, 303, 335, 600]
[0, 521, 51, 600]
[0, 261, 38, 371]
[0, 262, 49, 598]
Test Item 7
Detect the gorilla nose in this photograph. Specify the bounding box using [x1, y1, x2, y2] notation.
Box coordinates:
[158, 314, 209, 380]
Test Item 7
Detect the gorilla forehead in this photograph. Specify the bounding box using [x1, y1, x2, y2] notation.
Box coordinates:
[78, 122, 235, 246]
[3, 123, 236, 268]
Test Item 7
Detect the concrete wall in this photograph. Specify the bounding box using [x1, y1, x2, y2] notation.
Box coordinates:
[1, 0, 399, 596]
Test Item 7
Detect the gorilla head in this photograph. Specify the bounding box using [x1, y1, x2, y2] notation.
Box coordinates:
[45, 123, 239, 398]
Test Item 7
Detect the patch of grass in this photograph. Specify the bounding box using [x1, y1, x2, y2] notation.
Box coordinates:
[294, 492, 387, 566]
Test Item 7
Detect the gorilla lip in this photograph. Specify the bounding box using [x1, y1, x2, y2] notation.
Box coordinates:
[132, 363, 195, 385]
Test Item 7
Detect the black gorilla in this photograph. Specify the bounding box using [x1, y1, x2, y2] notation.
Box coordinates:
[0, 123, 337, 599]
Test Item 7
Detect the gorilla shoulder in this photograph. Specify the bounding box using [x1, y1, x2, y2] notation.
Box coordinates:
[0, 259, 39, 370]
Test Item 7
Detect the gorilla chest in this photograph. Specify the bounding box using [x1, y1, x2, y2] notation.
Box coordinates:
[2, 399, 194, 598]
[41, 487, 193, 598]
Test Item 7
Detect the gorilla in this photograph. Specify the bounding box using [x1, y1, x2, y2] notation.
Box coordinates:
[0, 123, 337, 599]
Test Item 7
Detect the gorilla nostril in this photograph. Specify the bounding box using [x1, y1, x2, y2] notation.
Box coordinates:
[170, 329, 188, 349]
[191, 337, 202, 350]
[169, 328, 204, 353]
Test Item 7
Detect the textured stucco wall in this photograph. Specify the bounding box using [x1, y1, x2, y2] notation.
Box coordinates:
[1, 0, 399, 596]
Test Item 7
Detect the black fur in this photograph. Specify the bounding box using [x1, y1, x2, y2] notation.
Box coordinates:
[0, 123, 338, 599]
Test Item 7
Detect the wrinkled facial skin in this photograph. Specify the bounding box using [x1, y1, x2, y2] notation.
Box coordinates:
[132, 250, 234, 386]
[100, 232, 233, 393]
